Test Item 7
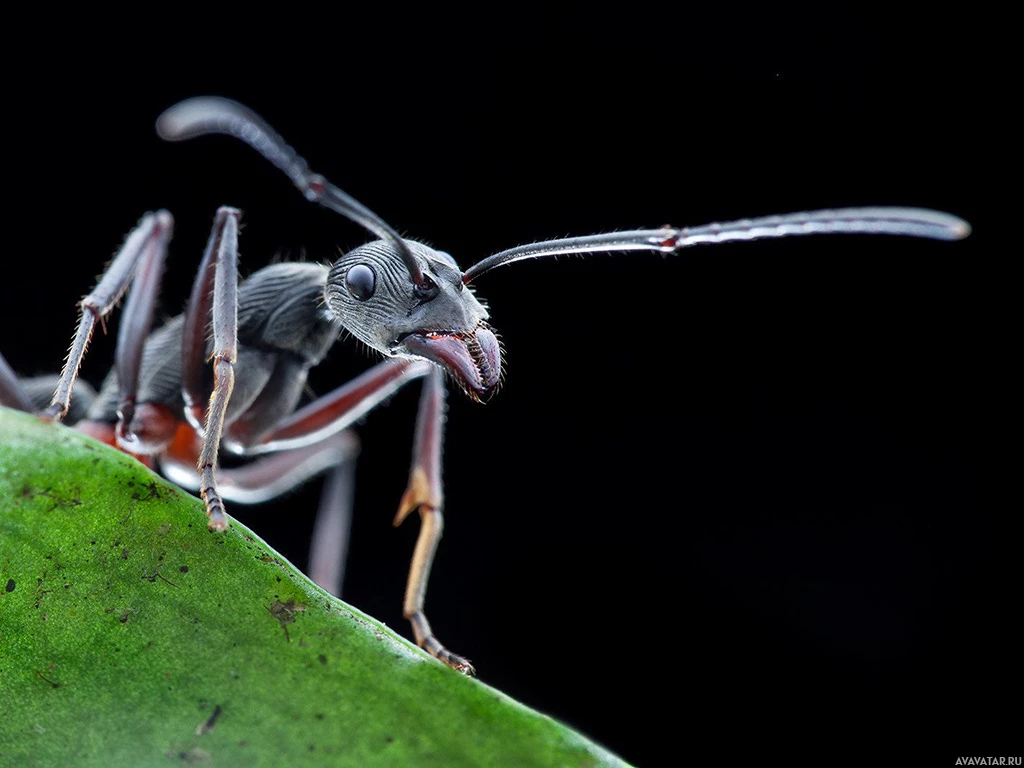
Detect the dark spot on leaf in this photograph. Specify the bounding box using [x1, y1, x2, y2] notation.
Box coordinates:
[120, 548, 129, 560]
[385, 735, 395, 744]
[5, 579, 14, 593]
[165, 745, 210, 764]
[195, 704, 222, 736]
[318, 654, 327, 665]
[142, 569, 178, 588]
[315, 713, 324, 721]
[268, 599, 307, 642]
[179, 566, 189, 573]
[35, 670, 60, 688]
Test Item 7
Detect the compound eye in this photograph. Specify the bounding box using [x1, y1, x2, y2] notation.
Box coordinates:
[345, 264, 376, 301]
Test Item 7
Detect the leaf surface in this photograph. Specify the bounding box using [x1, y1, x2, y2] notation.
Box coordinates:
[0, 408, 627, 767]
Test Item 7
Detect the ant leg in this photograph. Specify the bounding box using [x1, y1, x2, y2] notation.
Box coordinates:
[225, 359, 432, 593]
[45, 212, 173, 421]
[235, 360, 470, 671]
[394, 367, 474, 675]
[167, 354, 469, 667]
[112, 216, 173, 449]
[246, 361, 470, 671]
[242, 358, 431, 453]
[308, 459, 357, 598]
[180, 207, 234, 432]
[181, 207, 241, 531]
[0, 352, 34, 412]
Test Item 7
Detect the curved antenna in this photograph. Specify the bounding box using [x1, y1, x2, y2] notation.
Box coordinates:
[462, 207, 971, 284]
[156, 97, 428, 287]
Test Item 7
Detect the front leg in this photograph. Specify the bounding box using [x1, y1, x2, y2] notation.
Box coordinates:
[395, 367, 474, 675]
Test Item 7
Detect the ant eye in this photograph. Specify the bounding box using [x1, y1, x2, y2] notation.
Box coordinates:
[345, 264, 376, 301]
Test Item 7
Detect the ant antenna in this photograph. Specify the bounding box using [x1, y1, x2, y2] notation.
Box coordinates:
[462, 207, 971, 283]
[156, 97, 429, 288]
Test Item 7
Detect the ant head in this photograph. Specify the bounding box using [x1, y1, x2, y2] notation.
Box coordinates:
[326, 240, 501, 402]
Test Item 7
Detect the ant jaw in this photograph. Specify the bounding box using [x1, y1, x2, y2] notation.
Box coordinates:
[400, 323, 502, 402]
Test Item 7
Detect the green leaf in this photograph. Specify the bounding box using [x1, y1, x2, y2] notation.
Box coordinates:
[0, 407, 627, 767]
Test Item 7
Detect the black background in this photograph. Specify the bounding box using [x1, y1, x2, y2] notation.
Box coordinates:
[2, 8, 1008, 765]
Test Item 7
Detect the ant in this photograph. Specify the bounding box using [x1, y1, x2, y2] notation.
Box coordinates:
[0, 97, 970, 675]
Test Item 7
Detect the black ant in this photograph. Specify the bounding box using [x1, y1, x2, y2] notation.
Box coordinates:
[0, 97, 970, 674]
